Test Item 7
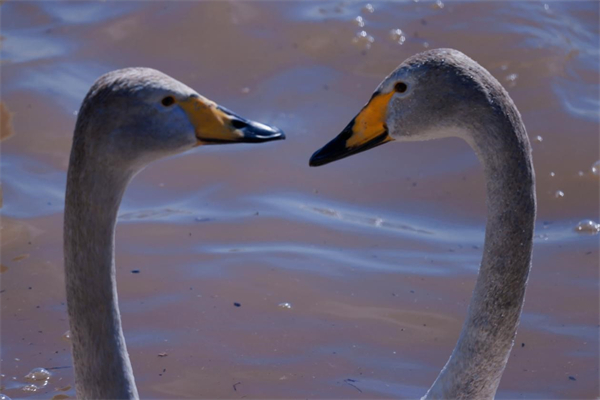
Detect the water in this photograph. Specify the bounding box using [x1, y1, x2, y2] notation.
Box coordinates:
[1, 1, 598, 399]
[575, 220, 600, 235]
[592, 160, 600, 176]
[23, 369, 51, 383]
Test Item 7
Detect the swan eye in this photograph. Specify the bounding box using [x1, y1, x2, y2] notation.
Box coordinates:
[394, 82, 408, 93]
[161, 96, 176, 107]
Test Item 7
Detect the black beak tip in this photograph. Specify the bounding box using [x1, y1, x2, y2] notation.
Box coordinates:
[218, 105, 285, 143]
[258, 127, 285, 142]
[273, 129, 286, 141]
[309, 127, 390, 167]
[309, 150, 327, 167]
[241, 123, 286, 143]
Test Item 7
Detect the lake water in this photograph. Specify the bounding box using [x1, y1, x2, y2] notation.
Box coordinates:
[1, 1, 598, 399]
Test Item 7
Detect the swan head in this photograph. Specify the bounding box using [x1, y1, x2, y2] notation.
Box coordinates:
[309, 48, 499, 166]
[74, 68, 284, 171]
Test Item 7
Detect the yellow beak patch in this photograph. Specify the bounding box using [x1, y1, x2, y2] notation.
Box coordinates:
[346, 91, 394, 148]
[308, 90, 395, 167]
[179, 96, 242, 143]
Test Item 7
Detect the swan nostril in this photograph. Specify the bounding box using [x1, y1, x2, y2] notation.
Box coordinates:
[230, 119, 248, 130]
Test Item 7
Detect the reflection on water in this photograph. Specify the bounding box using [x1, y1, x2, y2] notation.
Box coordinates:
[1, 1, 598, 399]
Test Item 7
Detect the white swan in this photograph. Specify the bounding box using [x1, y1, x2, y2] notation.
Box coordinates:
[64, 67, 284, 399]
[310, 48, 536, 399]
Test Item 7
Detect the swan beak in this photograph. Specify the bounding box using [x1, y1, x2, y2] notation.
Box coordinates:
[180, 95, 285, 144]
[309, 91, 394, 167]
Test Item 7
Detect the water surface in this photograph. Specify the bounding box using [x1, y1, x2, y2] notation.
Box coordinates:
[1, 1, 598, 399]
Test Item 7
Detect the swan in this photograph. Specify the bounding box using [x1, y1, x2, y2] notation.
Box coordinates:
[310, 48, 536, 399]
[64, 67, 284, 399]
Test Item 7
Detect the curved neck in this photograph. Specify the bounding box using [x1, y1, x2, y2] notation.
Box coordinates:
[425, 112, 536, 399]
[64, 145, 139, 400]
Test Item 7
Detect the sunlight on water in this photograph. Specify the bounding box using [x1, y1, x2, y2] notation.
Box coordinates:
[352, 30, 375, 50]
[353, 16, 365, 28]
[574, 219, 600, 235]
[24, 369, 51, 382]
[21, 385, 41, 393]
[591, 160, 600, 176]
[389, 28, 406, 45]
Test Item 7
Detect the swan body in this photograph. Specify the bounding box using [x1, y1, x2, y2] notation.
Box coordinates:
[64, 68, 284, 399]
[310, 49, 536, 399]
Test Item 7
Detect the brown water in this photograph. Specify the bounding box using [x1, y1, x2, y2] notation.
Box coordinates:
[1, 1, 599, 399]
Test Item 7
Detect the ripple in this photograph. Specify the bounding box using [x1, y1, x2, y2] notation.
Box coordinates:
[119, 208, 192, 222]
[256, 194, 485, 244]
[38, 2, 140, 24]
[1, 32, 71, 64]
[305, 204, 432, 235]
[203, 242, 479, 276]
[523, 312, 598, 341]
[554, 80, 600, 122]
[12, 62, 109, 111]
[0, 154, 66, 218]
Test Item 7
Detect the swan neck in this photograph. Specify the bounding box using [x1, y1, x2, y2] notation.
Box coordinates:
[64, 149, 139, 399]
[425, 111, 536, 399]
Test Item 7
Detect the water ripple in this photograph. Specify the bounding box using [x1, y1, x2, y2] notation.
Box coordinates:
[199, 242, 478, 276]
[256, 194, 484, 244]
[38, 2, 140, 25]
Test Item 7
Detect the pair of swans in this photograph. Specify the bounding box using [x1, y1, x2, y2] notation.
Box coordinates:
[64, 49, 535, 399]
